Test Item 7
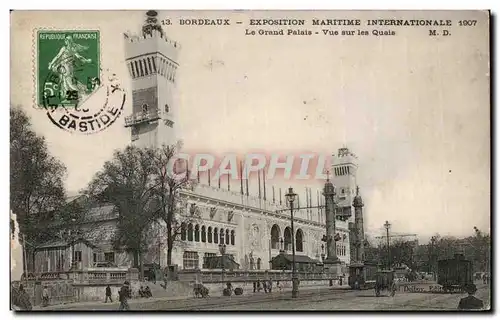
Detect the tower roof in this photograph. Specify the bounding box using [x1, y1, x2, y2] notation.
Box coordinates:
[353, 186, 364, 207]
[142, 10, 164, 38]
[323, 171, 335, 196]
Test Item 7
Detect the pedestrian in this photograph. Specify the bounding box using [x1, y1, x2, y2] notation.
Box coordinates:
[118, 281, 130, 311]
[263, 280, 268, 293]
[139, 286, 145, 298]
[144, 286, 152, 298]
[458, 284, 484, 310]
[42, 286, 50, 307]
[253, 281, 257, 293]
[105, 285, 113, 303]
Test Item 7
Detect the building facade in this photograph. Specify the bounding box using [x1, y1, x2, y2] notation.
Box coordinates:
[119, 12, 358, 272]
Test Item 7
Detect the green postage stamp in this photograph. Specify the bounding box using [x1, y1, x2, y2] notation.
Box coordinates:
[37, 30, 100, 108]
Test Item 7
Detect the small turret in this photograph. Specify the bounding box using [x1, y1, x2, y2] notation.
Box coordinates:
[353, 186, 363, 207]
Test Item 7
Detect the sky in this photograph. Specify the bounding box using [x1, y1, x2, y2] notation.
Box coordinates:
[10, 10, 490, 243]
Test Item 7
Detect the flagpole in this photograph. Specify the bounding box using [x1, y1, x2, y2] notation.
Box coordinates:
[197, 164, 200, 183]
[240, 161, 244, 195]
[263, 169, 266, 201]
[258, 169, 261, 200]
[246, 174, 249, 197]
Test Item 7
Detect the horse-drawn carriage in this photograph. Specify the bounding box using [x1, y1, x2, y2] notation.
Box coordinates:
[375, 270, 397, 297]
[348, 263, 397, 297]
[193, 283, 210, 298]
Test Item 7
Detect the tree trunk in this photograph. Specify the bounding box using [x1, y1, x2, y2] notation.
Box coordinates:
[139, 250, 144, 281]
[166, 208, 173, 266]
[167, 247, 173, 267]
[133, 250, 139, 269]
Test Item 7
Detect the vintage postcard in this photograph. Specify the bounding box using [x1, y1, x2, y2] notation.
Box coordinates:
[10, 10, 490, 311]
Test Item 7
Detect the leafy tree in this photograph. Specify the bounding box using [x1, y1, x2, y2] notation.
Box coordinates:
[85, 145, 158, 278]
[10, 106, 67, 265]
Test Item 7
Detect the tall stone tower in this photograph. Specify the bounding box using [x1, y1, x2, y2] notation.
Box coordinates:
[352, 186, 365, 263]
[331, 147, 358, 222]
[124, 10, 180, 148]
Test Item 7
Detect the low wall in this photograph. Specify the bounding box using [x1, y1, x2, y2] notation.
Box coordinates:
[178, 270, 343, 283]
[200, 279, 339, 295]
[13, 269, 345, 306]
[12, 268, 140, 305]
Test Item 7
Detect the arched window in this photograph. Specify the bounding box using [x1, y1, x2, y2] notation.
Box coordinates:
[284, 227, 292, 252]
[129, 62, 136, 78]
[207, 227, 213, 243]
[194, 224, 200, 242]
[270, 224, 280, 249]
[226, 230, 230, 245]
[230, 230, 235, 245]
[201, 226, 206, 243]
[152, 56, 157, 73]
[296, 229, 304, 252]
[220, 229, 225, 245]
[134, 61, 140, 78]
[187, 223, 193, 241]
[214, 228, 219, 244]
[139, 60, 144, 76]
[257, 258, 261, 270]
[147, 57, 153, 75]
[181, 223, 187, 241]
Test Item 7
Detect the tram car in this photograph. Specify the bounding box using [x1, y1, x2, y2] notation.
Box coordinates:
[348, 262, 380, 289]
[437, 253, 473, 292]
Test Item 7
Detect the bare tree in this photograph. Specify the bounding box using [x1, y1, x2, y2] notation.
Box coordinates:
[150, 143, 198, 268]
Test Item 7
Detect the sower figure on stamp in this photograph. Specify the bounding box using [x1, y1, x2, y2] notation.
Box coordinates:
[47, 35, 92, 103]
[118, 281, 130, 311]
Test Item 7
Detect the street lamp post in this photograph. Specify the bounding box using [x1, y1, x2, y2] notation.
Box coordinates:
[383, 221, 391, 269]
[70, 218, 77, 270]
[219, 235, 226, 291]
[285, 187, 298, 298]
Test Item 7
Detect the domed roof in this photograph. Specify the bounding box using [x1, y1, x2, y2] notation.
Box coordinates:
[323, 176, 335, 195]
[353, 186, 363, 207]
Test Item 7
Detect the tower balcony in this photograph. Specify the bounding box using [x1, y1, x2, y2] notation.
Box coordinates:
[124, 109, 161, 127]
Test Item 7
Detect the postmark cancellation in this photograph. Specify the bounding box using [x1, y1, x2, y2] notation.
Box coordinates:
[34, 29, 126, 134]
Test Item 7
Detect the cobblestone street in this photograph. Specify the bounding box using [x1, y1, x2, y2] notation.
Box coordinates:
[39, 283, 490, 311]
